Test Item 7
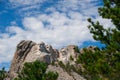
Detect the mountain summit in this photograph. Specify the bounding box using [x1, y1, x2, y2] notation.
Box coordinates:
[6, 40, 88, 80]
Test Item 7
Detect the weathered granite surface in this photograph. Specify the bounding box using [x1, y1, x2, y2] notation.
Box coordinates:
[7, 40, 96, 80]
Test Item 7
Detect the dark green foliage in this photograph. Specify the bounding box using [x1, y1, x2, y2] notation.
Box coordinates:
[76, 49, 113, 80]
[69, 55, 74, 61]
[65, 62, 72, 74]
[14, 61, 58, 80]
[76, 49, 120, 79]
[98, 0, 120, 30]
[51, 61, 55, 66]
[58, 61, 66, 70]
[0, 67, 6, 80]
[77, 0, 120, 79]
[88, 0, 120, 49]
[74, 46, 80, 53]
[58, 61, 72, 74]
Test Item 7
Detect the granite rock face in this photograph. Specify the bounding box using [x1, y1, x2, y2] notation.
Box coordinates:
[80, 46, 98, 53]
[8, 40, 59, 79]
[7, 40, 87, 80]
[9, 40, 36, 79]
[58, 45, 79, 64]
[47, 65, 86, 80]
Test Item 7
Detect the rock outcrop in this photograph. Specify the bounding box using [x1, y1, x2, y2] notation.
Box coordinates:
[9, 40, 36, 79]
[8, 40, 59, 79]
[7, 40, 87, 80]
[47, 65, 85, 80]
[80, 46, 98, 53]
[58, 45, 79, 64]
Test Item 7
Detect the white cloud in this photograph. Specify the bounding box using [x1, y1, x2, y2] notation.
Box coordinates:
[23, 17, 44, 30]
[0, 0, 113, 64]
[8, 0, 102, 17]
[0, 11, 92, 63]
[8, 0, 47, 16]
[95, 17, 114, 29]
[52, 0, 102, 17]
[9, 0, 46, 7]
[1, 13, 113, 64]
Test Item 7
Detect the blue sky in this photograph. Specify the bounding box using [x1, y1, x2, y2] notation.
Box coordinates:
[0, 0, 113, 71]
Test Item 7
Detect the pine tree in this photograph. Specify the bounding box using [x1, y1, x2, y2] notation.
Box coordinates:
[76, 0, 120, 79]
[88, 0, 120, 66]
[0, 67, 6, 80]
[88, 0, 120, 50]
[14, 61, 58, 80]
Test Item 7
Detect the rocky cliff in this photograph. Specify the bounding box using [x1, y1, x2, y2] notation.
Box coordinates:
[7, 40, 91, 80]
